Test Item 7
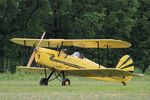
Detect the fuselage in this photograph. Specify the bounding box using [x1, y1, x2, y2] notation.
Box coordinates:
[35, 47, 105, 70]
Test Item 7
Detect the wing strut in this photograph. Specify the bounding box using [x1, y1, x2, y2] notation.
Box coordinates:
[97, 42, 101, 68]
[24, 40, 30, 60]
[58, 42, 64, 56]
[107, 45, 109, 67]
[48, 41, 50, 47]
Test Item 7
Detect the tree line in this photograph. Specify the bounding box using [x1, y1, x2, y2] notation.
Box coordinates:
[0, 0, 149, 73]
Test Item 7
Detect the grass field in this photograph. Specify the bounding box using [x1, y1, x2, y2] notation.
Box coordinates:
[0, 72, 150, 100]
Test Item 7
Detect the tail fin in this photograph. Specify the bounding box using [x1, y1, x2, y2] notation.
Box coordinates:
[116, 55, 134, 73]
[116, 55, 134, 85]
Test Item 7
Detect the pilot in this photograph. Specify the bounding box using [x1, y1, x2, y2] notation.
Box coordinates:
[72, 52, 84, 59]
[72, 51, 80, 57]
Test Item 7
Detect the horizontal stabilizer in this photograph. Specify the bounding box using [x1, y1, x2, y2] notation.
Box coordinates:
[132, 73, 144, 77]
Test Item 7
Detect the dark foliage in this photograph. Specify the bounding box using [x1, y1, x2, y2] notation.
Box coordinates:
[0, 0, 149, 73]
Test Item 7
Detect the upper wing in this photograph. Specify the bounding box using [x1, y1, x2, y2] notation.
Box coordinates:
[11, 38, 131, 48]
[63, 68, 143, 77]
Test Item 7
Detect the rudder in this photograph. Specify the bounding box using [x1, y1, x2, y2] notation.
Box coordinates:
[116, 55, 134, 73]
[116, 55, 134, 84]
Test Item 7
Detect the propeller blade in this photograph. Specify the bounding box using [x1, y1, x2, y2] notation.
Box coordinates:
[27, 51, 36, 67]
[27, 32, 46, 67]
[36, 32, 46, 48]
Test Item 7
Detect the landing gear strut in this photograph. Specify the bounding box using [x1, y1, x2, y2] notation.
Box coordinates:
[39, 69, 70, 86]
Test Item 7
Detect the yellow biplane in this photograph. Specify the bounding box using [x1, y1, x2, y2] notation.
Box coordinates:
[11, 32, 143, 86]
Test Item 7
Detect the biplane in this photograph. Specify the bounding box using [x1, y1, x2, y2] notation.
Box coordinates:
[11, 32, 143, 86]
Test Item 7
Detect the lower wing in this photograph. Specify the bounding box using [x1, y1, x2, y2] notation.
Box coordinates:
[63, 68, 143, 77]
[17, 66, 143, 77]
[64, 68, 143, 83]
[17, 66, 143, 83]
[17, 66, 50, 74]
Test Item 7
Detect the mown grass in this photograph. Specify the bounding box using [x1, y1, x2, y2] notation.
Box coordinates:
[0, 71, 150, 100]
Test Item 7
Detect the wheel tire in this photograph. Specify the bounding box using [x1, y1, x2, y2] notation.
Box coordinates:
[39, 78, 48, 86]
[62, 78, 70, 86]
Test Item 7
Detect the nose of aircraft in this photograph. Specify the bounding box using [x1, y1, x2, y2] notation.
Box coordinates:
[35, 51, 41, 63]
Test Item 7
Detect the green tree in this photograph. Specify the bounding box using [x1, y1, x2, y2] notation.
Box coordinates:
[0, 0, 149, 73]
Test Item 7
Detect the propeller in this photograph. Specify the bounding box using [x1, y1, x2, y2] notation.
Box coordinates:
[27, 32, 46, 67]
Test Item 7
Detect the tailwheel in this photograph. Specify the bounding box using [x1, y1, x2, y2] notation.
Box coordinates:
[122, 81, 126, 86]
[62, 78, 70, 86]
[39, 78, 48, 86]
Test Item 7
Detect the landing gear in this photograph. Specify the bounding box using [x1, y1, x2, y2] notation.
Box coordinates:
[61, 71, 70, 86]
[39, 69, 71, 86]
[62, 78, 70, 86]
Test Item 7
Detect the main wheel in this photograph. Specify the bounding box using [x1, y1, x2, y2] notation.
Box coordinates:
[39, 78, 48, 86]
[62, 78, 70, 86]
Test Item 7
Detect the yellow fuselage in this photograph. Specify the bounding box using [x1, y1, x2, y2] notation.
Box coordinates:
[35, 47, 105, 70]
